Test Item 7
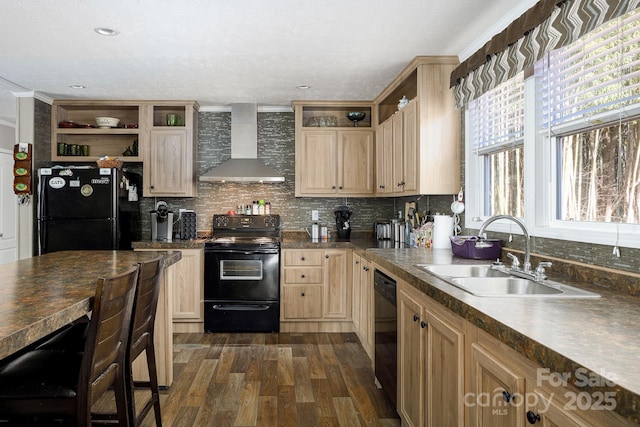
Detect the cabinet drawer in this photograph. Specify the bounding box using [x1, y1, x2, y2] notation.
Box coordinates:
[283, 267, 322, 284]
[283, 250, 323, 266]
[282, 285, 323, 319]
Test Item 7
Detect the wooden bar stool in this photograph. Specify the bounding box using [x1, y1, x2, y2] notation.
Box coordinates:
[118, 256, 165, 426]
[0, 265, 139, 426]
[37, 256, 166, 426]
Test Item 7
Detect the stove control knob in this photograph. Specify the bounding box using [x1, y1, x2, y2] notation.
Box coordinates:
[264, 215, 278, 227]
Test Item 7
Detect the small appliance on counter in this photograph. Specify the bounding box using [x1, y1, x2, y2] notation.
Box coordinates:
[150, 201, 173, 241]
[174, 210, 197, 240]
[374, 220, 391, 240]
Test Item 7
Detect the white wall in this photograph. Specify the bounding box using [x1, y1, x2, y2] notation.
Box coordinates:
[0, 124, 14, 150]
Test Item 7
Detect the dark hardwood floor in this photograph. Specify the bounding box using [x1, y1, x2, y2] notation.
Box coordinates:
[136, 332, 400, 427]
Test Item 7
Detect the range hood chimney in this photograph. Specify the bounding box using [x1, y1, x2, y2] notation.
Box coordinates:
[199, 103, 285, 183]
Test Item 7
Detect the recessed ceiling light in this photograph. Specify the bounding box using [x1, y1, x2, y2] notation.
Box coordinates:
[69, 84, 85, 89]
[94, 27, 119, 36]
[297, 85, 311, 90]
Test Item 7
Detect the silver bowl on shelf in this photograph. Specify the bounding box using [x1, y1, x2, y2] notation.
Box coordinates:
[346, 112, 366, 127]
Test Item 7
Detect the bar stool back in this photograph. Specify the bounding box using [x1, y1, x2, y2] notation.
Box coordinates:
[127, 255, 164, 426]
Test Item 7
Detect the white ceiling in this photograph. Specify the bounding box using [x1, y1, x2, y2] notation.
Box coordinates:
[0, 0, 538, 124]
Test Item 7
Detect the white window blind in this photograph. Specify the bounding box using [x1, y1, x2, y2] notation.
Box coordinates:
[538, 9, 640, 130]
[469, 73, 525, 155]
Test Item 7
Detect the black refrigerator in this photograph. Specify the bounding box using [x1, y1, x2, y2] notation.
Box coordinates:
[37, 167, 141, 255]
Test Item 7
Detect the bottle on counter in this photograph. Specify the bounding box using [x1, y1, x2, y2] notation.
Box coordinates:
[245, 204, 252, 215]
[258, 199, 265, 215]
[252, 201, 259, 215]
[265, 201, 271, 215]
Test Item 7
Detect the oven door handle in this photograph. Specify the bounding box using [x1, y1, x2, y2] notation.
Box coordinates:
[205, 249, 280, 255]
[212, 304, 271, 311]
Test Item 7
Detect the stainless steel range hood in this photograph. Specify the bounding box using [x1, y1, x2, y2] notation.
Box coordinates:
[199, 103, 285, 183]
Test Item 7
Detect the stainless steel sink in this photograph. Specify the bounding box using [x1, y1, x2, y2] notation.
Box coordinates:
[414, 264, 600, 298]
[415, 264, 509, 278]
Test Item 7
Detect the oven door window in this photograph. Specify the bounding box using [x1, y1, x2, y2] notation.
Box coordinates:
[219, 260, 263, 281]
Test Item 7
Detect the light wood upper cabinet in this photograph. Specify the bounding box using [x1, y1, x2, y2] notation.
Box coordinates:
[337, 130, 374, 195]
[375, 117, 394, 194]
[375, 101, 418, 195]
[51, 101, 143, 162]
[374, 56, 461, 195]
[296, 129, 374, 196]
[297, 130, 336, 194]
[50, 100, 199, 198]
[143, 102, 198, 197]
[294, 101, 376, 197]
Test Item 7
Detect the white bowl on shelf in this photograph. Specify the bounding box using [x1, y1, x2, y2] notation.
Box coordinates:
[95, 117, 120, 128]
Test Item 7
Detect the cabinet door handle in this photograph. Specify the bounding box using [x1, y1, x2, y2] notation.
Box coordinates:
[355, 260, 360, 265]
[379, 185, 385, 189]
[413, 314, 419, 322]
[363, 266, 369, 272]
[301, 274, 305, 278]
[301, 292, 305, 297]
[502, 390, 514, 403]
[526, 411, 540, 424]
[332, 186, 336, 189]
[325, 254, 329, 258]
[420, 321, 427, 328]
[338, 186, 343, 190]
[301, 256, 305, 261]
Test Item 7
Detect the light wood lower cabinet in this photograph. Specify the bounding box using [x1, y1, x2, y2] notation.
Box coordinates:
[281, 249, 351, 332]
[397, 282, 634, 427]
[352, 253, 373, 361]
[465, 324, 636, 427]
[135, 248, 204, 332]
[169, 248, 204, 332]
[469, 341, 526, 426]
[130, 256, 177, 387]
[398, 280, 465, 427]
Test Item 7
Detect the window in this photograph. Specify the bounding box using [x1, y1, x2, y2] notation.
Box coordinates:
[557, 118, 640, 224]
[466, 9, 640, 247]
[468, 73, 525, 218]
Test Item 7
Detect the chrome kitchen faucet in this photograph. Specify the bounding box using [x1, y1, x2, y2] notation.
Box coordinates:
[478, 215, 552, 282]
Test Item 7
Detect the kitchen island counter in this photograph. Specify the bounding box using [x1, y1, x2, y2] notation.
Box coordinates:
[0, 250, 181, 361]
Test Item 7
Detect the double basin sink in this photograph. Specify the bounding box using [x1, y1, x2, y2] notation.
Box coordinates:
[415, 264, 600, 298]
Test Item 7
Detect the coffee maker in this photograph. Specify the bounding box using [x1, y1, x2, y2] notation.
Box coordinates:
[151, 201, 174, 241]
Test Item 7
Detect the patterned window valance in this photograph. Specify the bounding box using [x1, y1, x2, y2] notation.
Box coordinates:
[451, 0, 640, 108]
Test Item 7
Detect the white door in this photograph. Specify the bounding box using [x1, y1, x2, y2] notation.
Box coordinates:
[0, 149, 18, 264]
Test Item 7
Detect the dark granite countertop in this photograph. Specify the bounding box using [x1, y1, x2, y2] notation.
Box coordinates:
[0, 250, 181, 361]
[282, 237, 640, 423]
[132, 240, 206, 250]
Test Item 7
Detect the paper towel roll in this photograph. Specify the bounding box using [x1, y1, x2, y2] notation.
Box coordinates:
[432, 215, 454, 249]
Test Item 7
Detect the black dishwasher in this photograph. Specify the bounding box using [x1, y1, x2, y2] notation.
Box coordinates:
[374, 269, 397, 409]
